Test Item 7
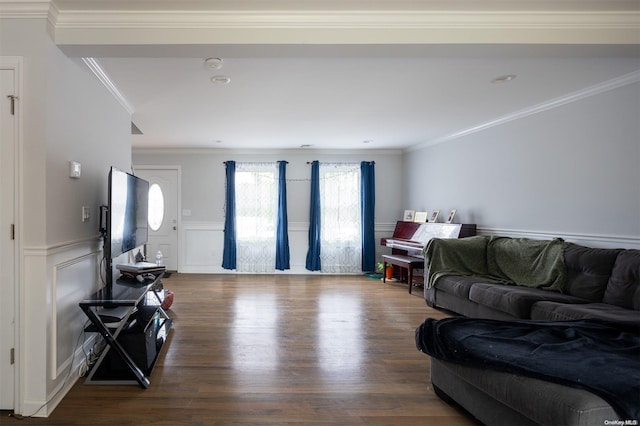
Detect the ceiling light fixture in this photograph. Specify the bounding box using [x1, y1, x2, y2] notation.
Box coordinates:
[491, 74, 517, 84]
[204, 57, 223, 70]
[210, 75, 231, 85]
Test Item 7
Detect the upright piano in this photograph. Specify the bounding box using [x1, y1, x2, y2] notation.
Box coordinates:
[381, 221, 477, 258]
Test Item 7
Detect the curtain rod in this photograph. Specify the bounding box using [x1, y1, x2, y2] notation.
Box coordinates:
[307, 161, 375, 164]
[221, 161, 373, 164]
[223, 161, 289, 164]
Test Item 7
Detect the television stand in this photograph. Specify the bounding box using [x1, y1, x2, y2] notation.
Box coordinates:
[79, 269, 171, 387]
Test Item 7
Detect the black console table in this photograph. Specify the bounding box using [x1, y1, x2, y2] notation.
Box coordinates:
[79, 271, 172, 387]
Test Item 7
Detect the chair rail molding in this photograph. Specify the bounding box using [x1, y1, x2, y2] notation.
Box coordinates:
[477, 227, 640, 250]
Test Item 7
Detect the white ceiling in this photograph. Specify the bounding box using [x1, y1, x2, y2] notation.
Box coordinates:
[37, 0, 640, 150]
[96, 55, 640, 150]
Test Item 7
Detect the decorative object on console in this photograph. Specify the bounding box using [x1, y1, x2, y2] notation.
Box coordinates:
[414, 211, 428, 223]
[446, 209, 456, 223]
[403, 210, 415, 221]
[429, 210, 440, 223]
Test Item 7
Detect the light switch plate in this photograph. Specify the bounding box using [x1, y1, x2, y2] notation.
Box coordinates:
[69, 161, 81, 178]
[82, 206, 90, 222]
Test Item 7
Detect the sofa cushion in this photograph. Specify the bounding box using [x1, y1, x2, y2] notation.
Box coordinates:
[468, 283, 588, 319]
[563, 243, 622, 302]
[603, 249, 640, 310]
[433, 275, 484, 299]
[531, 301, 640, 328]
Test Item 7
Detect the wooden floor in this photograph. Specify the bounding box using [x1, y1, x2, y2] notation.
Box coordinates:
[5, 274, 476, 425]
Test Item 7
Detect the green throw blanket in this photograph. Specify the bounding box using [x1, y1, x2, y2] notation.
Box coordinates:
[424, 236, 567, 291]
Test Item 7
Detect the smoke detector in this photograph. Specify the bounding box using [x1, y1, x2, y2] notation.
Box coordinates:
[204, 57, 223, 70]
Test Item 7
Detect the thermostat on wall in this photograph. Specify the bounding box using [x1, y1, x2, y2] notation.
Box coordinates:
[69, 161, 81, 178]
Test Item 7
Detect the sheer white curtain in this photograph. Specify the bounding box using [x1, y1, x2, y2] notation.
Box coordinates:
[319, 163, 362, 273]
[235, 162, 278, 272]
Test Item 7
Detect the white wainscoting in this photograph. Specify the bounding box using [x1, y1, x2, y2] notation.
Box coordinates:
[22, 237, 102, 416]
[179, 221, 397, 274]
[179, 222, 639, 274]
[50, 247, 101, 380]
[179, 222, 223, 273]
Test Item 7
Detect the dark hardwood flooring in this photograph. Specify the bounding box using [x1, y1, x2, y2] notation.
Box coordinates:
[4, 274, 475, 425]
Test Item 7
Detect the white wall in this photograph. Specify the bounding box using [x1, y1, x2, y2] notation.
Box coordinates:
[0, 18, 48, 247]
[1, 17, 132, 416]
[133, 149, 404, 273]
[403, 77, 640, 249]
[45, 54, 132, 245]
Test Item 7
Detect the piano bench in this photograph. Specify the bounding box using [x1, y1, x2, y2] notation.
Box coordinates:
[382, 254, 425, 294]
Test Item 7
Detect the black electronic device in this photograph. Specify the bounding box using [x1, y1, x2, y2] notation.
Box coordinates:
[99, 167, 150, 297]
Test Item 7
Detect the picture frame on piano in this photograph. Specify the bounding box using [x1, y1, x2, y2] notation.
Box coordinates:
[414, 211, 429, 223]
[403, 210, 415, 221]
[446, 209, 457, 223]
[429, 210, 440, 223]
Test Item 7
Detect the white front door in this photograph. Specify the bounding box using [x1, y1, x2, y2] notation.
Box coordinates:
[0, 67, 16, 409]
[135, 167, 179, 271]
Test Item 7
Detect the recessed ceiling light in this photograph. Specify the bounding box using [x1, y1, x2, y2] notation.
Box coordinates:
[491, 74, 517, 84]
[210, 75, 231, 85]
[363, 140, 372, 144]
[300, 144, 313, 148]
[204, 57, 223, 70]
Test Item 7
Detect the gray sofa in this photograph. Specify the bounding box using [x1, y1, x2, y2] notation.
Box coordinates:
[421, 236, 640, 426]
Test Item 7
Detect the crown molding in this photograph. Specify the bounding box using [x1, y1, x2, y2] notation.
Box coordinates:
[0, 0, 50, 17]
[3, 2, 638, 35]
[408, 69, 640, 152]
[81, 57, 134, 114]
[47, 10, 640, 31]
[132, 147, 404, 155]
[3, 2, 638, 45]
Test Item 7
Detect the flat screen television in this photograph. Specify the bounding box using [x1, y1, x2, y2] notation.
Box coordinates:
[100, 167, 149, 295]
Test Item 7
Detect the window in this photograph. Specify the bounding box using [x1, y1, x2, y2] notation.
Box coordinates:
[235, 163, 278, 272]
[319, 163, 362, 272]
[148, 183, 164, 231]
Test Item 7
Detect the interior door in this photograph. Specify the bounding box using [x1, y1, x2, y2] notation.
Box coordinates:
[0, 68, 16, 409]
[135, 167, 179, 271]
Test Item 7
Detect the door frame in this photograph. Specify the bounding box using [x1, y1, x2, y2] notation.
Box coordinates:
[134, 165, 181, 271]
[1, 56, 23, 413]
